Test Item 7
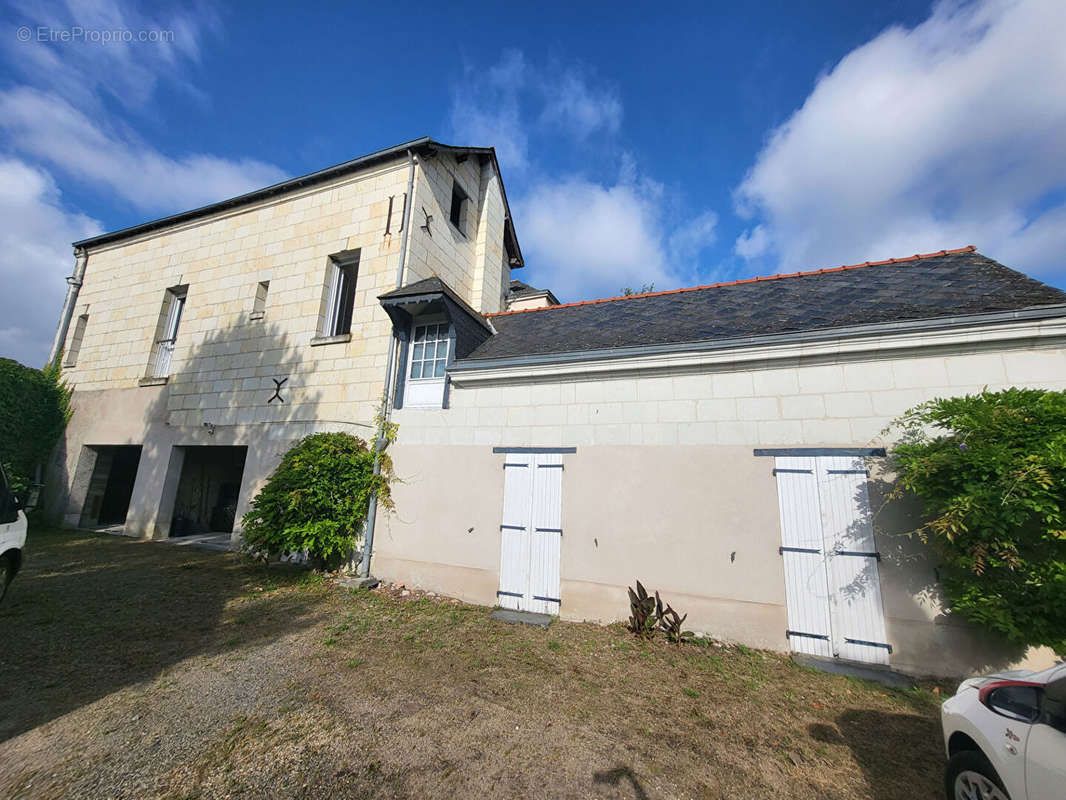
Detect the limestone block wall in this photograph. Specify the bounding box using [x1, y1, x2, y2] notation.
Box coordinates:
[471, 159, 509, 314]
[403, 153, 505, 310]
[392, 343, 1066, 448]
[61, 150, 515, 433]
[62, 160, 416, 428]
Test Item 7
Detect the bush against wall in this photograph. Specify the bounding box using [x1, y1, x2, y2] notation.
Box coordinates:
[0, 358, 73, 494]
[890, 388, 1066, 655]
[241, 432, 394, 569]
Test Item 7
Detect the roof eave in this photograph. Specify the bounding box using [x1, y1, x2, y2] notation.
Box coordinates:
[73, 137, 525, 264]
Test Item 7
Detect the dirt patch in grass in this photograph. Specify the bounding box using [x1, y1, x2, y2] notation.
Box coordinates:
[0, 529, 949, 799]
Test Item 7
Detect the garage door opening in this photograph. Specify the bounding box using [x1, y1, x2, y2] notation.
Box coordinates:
[78, 445, 143, 528]
[171, 446, 247, 537]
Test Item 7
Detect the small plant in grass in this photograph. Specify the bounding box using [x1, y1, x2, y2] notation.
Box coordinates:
[627, 580, 658, 638]
[655, 591, 694, 646]
[682, 687, 700, 699]
[627, 581, 694, 644]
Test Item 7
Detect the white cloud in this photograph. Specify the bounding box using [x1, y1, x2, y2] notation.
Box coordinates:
[3, 0, 217, 110]
[449, 50, 625, 175]
[734, 225, 770, 260]
[539, 68, 623, 139]
[0, 88, 288, 212]
[669, 210, 718, 265]
[451, 50, 718, 301]
[516, 175, 715, 301]
[449, 49, 531, 173]
[0, 159, 102, 367]
[734, 0, 1066, 281]
[0, 0, 288, 363]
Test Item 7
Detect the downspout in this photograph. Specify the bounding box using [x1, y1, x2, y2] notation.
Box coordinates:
[47, 247, 89, 368]
[358, 149, 416, 578]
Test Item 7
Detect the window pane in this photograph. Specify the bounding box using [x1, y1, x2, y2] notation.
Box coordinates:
[433, 360, 445, 378]
[415, 326, 426, 341]
[428, 341, 439, 359]
[410, 361, 422, 379]
[438, 337, 449, 358]
[413, 343, 423, 360]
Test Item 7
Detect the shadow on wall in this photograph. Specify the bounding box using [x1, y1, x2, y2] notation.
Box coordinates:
[0, 528, 327, 742]
[46, 318, 333, 539]
[865, 468, 1027, 674]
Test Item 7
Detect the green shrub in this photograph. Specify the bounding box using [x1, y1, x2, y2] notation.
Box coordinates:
[0, 358, 72, 494]
[890, 388, 1066, 654]
[241, 432, 394, 569]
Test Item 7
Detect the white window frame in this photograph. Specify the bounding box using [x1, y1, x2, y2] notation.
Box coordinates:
[403, 316, 450, 408]
[149, 288, 186, 378]
[322, 255, 358, 337]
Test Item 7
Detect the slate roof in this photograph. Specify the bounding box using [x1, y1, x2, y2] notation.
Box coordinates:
[379, 276, 493, 333]
[507, 279, 560, 306]
[463, 247, 1066, 363]
[508, 279, 542, 299]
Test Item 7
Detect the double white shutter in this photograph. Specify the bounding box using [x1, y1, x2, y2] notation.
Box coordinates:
[774, 455, 891, 665]
[498, 453, 563, 615]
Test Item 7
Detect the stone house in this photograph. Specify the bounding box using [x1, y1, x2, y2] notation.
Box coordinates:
[47, 137, 1066, 677]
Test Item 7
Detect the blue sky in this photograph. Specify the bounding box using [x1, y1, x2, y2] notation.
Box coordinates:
[2, 0, 1065, 366]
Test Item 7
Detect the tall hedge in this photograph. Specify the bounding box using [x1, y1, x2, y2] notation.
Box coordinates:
[0, 358, 73, 493]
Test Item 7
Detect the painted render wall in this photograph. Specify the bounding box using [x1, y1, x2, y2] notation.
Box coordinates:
[379, 333, 1066, 676]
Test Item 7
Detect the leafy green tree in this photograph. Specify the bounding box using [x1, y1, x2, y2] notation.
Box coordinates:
[890, 388, 1066, 654]
[0, 358, 73, 494]
[241, 432, 394, 569]
[619, 283, 655, 296]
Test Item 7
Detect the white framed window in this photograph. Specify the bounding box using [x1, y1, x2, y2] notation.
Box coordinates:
[403, 318, 451, 408]
[148, 287, 186, 379]
[410, 322, 449, 379]
[322, 252, 359, 337]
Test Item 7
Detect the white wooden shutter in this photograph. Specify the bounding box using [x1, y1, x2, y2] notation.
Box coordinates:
[774, 456, 834, 657]
[774, 455, 890, 665]
[818, 456, 890, 665]
[498, 454, 532, 611]
[528, 454, 563, 615]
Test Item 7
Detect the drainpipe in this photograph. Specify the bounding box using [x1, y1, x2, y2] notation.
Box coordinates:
[358, 149, 416, 578]
[47, 247, 89, 368]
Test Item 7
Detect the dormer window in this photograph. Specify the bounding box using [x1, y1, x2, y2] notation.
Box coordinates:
[403, 317, 451, 407]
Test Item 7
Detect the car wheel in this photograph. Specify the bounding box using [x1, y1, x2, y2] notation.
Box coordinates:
[0, 553, 12, 604]
[945, 751, 1010, 800]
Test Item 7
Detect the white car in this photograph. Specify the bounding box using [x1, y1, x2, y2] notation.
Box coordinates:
[0, 463, 28, 603]
[941, 662, 1066, 799]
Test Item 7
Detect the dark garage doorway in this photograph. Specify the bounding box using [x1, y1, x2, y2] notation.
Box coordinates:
[79, 445, 143, 527]
[171, 446, 248, 537]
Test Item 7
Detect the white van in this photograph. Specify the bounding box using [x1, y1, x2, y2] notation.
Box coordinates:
[0, 463, 28, 603]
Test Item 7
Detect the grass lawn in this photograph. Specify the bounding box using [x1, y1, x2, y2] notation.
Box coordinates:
[0, 528, 949, 799]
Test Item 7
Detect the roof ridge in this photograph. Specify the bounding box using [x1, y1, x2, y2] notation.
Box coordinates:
[488, 245, 978, 318]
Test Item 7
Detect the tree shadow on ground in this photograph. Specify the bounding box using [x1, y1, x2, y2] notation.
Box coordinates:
[0, 528, 327, 742]
[593, 766, 649, 800]
[810, 709, 943, 800]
